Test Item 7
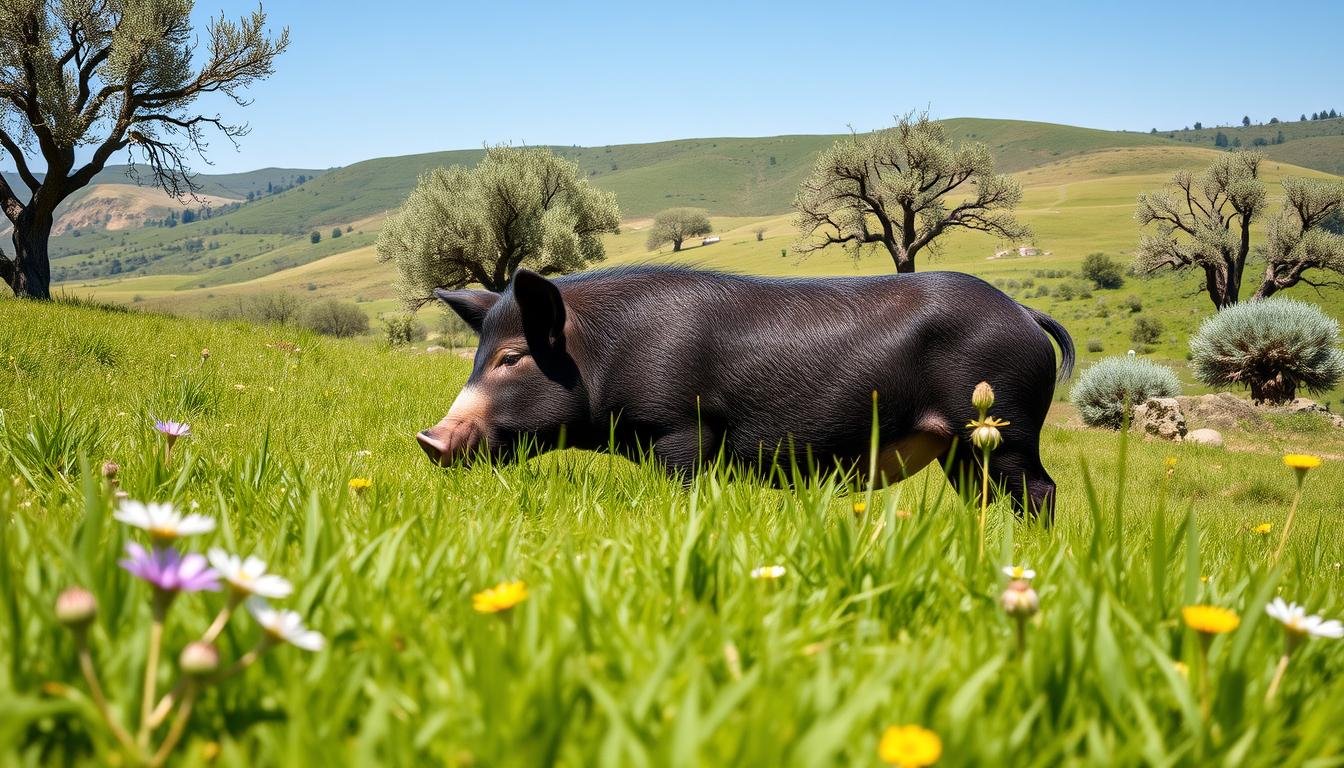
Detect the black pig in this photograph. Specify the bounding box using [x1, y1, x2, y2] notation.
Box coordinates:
[418, 266, 1073, 518]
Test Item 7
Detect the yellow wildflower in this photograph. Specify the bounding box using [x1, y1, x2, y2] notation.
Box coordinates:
[1252, 522, 1272, 535]
[1283, 454, 1322, 471]
[878, 724, 942, 767]
[348, 477, 372, 493]
[1182, 605, 1240, 635]
[852, 500, 867, 515]
[473, 580, 528, 614]
[1165, 456, 1178, 469]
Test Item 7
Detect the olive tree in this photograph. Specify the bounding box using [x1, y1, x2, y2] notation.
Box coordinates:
[792, 113, 1028, 273]
[1136, 154, 1344, 309]
[645, 207, 710, 252]
[1133, 152, 1266, 309]
[377, 146, 620, 307]
[0, 1, 289, 299]
[1252, 177, 1344, 299]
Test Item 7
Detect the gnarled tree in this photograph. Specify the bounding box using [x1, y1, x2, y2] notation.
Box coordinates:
[1133, 152, 1266, 309]
[377, 146, 620, 307]
[0, 1, 288, 299]
[1252, 177, 1344, 300]
[792, 114, 1028, 273]
[645, 207, 710, 252]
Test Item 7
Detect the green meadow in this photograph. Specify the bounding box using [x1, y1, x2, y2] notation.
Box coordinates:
[2, 298, 1344, 766]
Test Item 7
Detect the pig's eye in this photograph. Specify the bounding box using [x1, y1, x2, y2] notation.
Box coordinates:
[498, 351, 524, 368]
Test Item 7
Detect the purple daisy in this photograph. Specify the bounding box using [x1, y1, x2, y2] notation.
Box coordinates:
[153, 419, 192, 447]
[119, 543, 219, 593]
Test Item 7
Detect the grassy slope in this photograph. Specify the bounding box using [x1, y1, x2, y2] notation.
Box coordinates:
[1, 298, 1342, 765]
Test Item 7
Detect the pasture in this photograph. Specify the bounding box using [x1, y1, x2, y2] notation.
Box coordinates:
[2, 298, 1342, 766]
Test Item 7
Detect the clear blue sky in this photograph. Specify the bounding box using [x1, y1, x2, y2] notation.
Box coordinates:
[6, 0, 1344, 173]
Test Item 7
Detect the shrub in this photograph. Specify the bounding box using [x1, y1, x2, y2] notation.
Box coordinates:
[310, 231, 321, 244]
[331, 228, 342, 239]
[1070, 356, 1182, 429]
[382, 313, 426, 345]
[1086, 339, 1104, 353]
[1081, 253, 1125, 289]
[299, 299, 369, 338]
[1131, 316, 1162, 346]
[1188, 298, 1344, 404]
[1056, 282, 1076, 301]
[755, 228, 765, 241]
[1123, 295, 1143, 313]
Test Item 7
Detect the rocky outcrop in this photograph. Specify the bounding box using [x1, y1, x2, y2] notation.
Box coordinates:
[1132, 397, 1187, 441]
[1175, 393, 1263, 430]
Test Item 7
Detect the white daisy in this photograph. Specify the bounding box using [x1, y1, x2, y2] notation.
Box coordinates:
[1002, 564, 1036, 581]
[1265, 598, 1344, 639]
[114, 501, 215, 542]
[750, 565, 787, 580]
[246, 597, 325, 651]
[208, 549, 293, 599]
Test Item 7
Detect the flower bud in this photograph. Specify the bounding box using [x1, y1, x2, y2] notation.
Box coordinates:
[1000, 579, 1039, 618]
[971, 381, 995, 413]
[971, 425, 1002, 451]
[101, 461, 120, 482]
[56, 587, 97, 628]
[179, 641, 220, 676]
[200, 348, 211, 361]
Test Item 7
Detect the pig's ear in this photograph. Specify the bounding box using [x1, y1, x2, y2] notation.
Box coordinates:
[433, 288, 498, 334]
[511, 269, 566, 350]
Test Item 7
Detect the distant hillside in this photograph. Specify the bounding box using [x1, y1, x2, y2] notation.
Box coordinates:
[4, 165, 329, 201]
[1157, 116, 1344, 175]
[2, 165, 332, 241]
[36, 116, 1344, 291]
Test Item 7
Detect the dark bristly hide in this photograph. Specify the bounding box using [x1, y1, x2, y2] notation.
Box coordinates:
[418, 266, 1074, 520]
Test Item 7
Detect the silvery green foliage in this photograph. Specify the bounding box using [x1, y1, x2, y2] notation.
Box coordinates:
[1188, 298, 1344, 402]
[376, 146, 620, 306]
[1070, 357, 1181, 429]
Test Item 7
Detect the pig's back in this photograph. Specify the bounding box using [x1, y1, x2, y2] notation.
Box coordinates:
[559, 267, 1046, 445]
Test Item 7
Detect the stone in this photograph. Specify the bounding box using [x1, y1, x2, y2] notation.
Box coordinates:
[1132, 397, 1187, 442]
[424, 345, 447, 354]
[1185, 428, 1224, 447]
[1175, 393, 1263, 430]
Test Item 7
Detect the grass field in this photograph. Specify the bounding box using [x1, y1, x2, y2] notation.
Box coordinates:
[2, 298, 1343, 766]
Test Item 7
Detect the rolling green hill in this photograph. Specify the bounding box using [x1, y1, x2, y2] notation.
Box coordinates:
[41, 118, 1183, 284]
[1158, 116, 1344, 174]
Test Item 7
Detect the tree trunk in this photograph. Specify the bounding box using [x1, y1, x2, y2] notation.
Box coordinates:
[8, 208, 54, 299]
[1203, 261, 1237, 309]
[1252, 277, 1281, 301]
[1250, 372, 1295, 405]
[885, 240, 915, 273]
[672, 238, 682, 252]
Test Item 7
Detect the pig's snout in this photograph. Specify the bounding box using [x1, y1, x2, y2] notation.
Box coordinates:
[416, 419, 483, 467]
[419, 386, 491, 467]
